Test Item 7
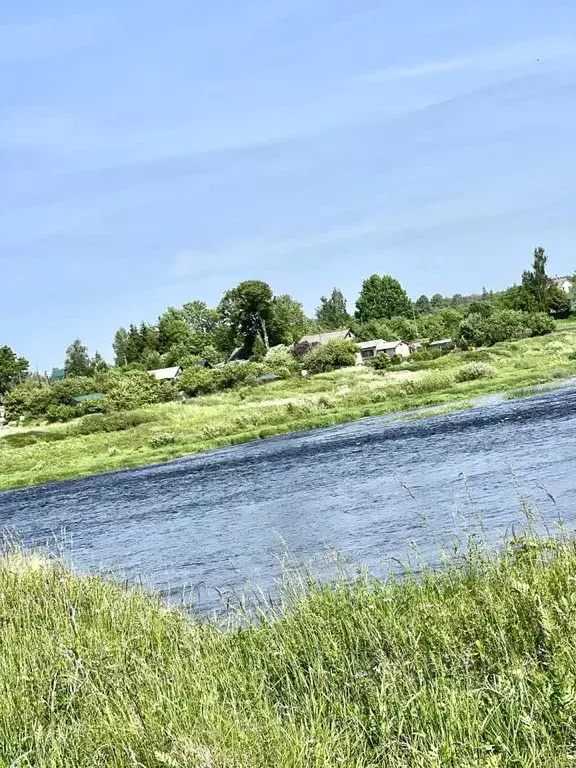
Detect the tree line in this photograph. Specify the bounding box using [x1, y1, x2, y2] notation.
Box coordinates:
[0, 246, 572, 401]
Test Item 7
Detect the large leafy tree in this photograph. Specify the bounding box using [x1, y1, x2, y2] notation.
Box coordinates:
[182, 301, 220, 336]
[271, 294, 309, 345]
[316, 288, 349, 329]
[414, 295, 431, 315]
[64, 339, 92, 378]
[157, 308, 192, 354]
[355, 274, 411, 322]
[0, 346, 29, 396]
[218, 280, 274, 355]
[522, 246, 550, 312]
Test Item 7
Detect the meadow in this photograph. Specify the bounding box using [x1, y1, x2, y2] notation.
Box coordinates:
[3, 529, 576, 767]
[3, 329, 576, 491]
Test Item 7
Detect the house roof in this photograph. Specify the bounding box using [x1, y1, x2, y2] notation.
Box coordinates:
[429, 338, 454, 347]
[552, 276, 572, 286]
[357, 339, 406, 351]
[147, 366, 181, 381]
[70, 393, 106, 404]
[299, 329, 353, 345]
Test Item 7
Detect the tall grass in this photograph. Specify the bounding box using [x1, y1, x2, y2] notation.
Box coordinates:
[4, 534, 576, 767]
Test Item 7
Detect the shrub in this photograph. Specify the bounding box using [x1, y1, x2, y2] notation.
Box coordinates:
[102, 370, 164, 411]
[389, 354, 403, 366]
[455, 362, 495, 382]
[304, 340, 357, 374]
[45, 404, 79, 423]
[409, 348, 444, 362]
[402, 372, 454, 395]
[4, 381, 53, 421]
[149, 432, 176, 448]
[369, 354, 390, 371]
[264, 346, 299, 375]
[528, 312, 556, 336]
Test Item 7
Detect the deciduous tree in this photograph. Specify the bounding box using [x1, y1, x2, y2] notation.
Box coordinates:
[355, 275, 411, 322]
[0, 346, 29, 395]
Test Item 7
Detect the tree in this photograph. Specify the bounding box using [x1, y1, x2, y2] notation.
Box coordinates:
[414, 295, 431, 315]
[125, 324, 146, 364]
[65, 339, 91, 378]
[182, 300, 220, 336]
[547, 284, 570, 316]
[304, 339, 357, 374]
[157, 308, 192, 354]
[218, 280, 274, 355]
[499, 285, 537, 313]
[316, 288, 349, 329]
[91, 352, 108, 374]
[522, 246, 550, 312]
[430, 293, 445, 311]
[355, 275, 411, 322]
[0, 346, 29, 396]
[113, 328, 129, 367]
[271, 294, 309, 345]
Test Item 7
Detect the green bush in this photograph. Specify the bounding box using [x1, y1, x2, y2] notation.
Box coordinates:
[455, 362, 495, 383]
[389, 354, 403, 366]
[368, 354, 390, 370]
[4, 381, 53, 421]
[264, 346, 299, 375]
[102, 370, 164, 411]
[402, 372, 453, 395]
[410, 347, 445, 362]
[178, 363, 267, 397]
[304, 340, 357, 374]
[45, 404, 79, 423]
[459, 309, 555, 348]
[528, 312, 556, 336]
[149, 432, 176, 448]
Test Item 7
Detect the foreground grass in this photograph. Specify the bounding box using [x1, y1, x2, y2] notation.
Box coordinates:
[4, 536, 576, 767]
[3, 330, 576, 490]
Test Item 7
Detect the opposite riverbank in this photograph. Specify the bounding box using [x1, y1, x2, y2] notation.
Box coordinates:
[4, 533, 576, 767]
[3, 330, 576, 491]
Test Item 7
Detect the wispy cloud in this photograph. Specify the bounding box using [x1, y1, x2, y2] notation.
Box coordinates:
[356, 38, 576, 83]
[171, 222, 383, 278]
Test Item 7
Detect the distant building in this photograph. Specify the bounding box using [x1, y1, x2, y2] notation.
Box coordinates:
[69, 393, 106, 405]
[429, 338, 455, 351]
[147, 366, 182, 381]
[552, 276, 573, 294]
[49, 368, 66, 383]
[298, 329, 355, 347]
[356, 339, 411, 363]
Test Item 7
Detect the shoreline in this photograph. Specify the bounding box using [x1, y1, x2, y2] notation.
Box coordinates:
[2, 373, 575, 494]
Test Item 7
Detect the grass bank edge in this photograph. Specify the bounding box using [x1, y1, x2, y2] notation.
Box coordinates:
[3, 531, 576, 766]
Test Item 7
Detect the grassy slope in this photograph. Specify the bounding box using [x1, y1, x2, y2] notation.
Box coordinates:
[4, 537, 576, 767]
[2, 330, 576, 491]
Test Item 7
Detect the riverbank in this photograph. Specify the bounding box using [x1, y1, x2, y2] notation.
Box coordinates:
[3, 330, 576, 491]
[4, 534, 576, 767]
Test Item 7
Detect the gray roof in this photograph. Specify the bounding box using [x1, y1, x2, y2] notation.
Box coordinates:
[148, 366, 181, 381]
[552, 276, 572, 286]
[429, 338, 454, 347]
[357, 339, 406, 351]
[299, 329, 353, 345]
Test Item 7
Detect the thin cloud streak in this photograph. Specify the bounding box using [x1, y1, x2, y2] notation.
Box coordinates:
[357, 38, 576, 83]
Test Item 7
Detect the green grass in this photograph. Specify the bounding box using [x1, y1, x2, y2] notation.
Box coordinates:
[3, 330, 576, 490]
[4, 534, 576, 767]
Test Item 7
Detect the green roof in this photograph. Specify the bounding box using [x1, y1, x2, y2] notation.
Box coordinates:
[50, 368, 66, 382]
[70, 393, 106, 404]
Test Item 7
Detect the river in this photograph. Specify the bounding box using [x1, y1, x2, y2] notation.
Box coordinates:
[1, 388, 576, 613]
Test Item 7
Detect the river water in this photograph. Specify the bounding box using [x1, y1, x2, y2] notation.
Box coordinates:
[1, 388, 576, 612]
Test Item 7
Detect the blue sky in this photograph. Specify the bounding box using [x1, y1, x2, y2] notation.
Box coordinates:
[2, 0, 576, 370]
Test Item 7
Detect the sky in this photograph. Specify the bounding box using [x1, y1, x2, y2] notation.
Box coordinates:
[2, 0, 576, 371]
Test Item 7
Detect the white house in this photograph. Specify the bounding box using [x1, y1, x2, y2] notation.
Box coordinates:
[356, 339, 411, 363]
[148, 366, 182, 381]
[552, 276, 573, 294]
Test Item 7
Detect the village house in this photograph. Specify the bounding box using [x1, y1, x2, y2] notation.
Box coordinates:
[429, 338, 455, 351]
[297, 329, 355, 347]
[355, 339, 411, 364]
[147, 366, 182, 381]
[552, 276, 573, 294]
